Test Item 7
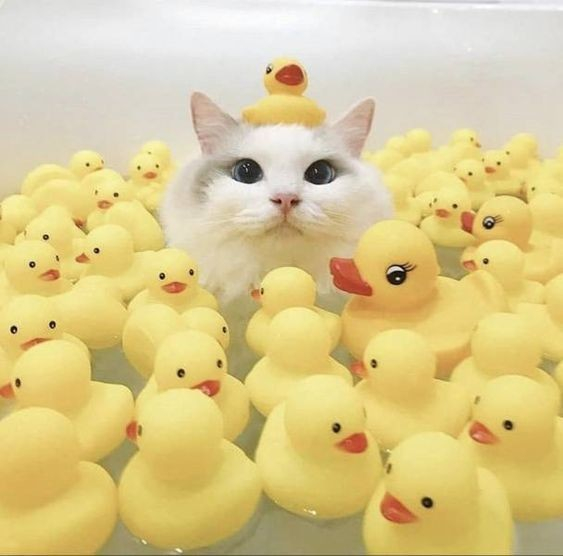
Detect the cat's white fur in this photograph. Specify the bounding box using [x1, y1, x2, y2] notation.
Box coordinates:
[160, 93, 392, 303]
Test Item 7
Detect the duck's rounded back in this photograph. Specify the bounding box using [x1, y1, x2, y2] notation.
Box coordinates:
[258, 267, 316, 315]
[181, 307, 230, 350]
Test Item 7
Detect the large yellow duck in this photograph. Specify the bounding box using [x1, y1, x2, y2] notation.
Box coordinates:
[461, 196, 563, 283]
[242, 58, 326, 127]
[245, 307, 352, 416]
[246, 266, 341, 356]
[517, 273, 563, 361]
[128, 248, 218, 313]
[450, 313, 560, 409]
[256, 374, 382, 519]
[330, 220, 506, 376]
[453, 158, 493, 209]
[482, 149, 521, 196]
[0, 407, 117, 554]
[462, 375, 563, 521]
[119, 389, 262, 551]
[135, 329, 248, 441]
[1, 340, 134, 461]
[354, 330, 471, 451]
[363, 432, 513, 555]
[86, 174, 136, 230]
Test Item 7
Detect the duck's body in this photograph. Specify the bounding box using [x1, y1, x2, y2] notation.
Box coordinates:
[1, 194, 38, 233]
[516, 302, 563, 362]
[383, 175, 421, 225]
[20, 164, 75, 197]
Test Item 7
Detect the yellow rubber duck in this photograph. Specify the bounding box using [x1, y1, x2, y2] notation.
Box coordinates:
[517, 274, 563, 362]
[128, 152, 165, 212]
[450, 313, 560, 409]
[246, 307, 351, 416]
[242, 57, 326, 127]
[181, 306, 230, 349]
[420, 187, 475, 247]
[414, 171, 466, 216]
[507, 132, 539, 160]
[76, 224, 150, 301]
[462, 240, 544, 309]
[363, 431, 513, 555]
[383, 174, 421, 225]
[246, 266, 341, 356]
[529, 192, 563, 243]
[385, 135, 410, 156]
[69, 150, 105, 178]
[354, 330, 471, 451]
[128, 248, 217, 313]
[2, 340, 133, 461]
[453, 159, 494, 209]
[256, 374, 382, 518]
[482, 150, 521, 196]
[86, 174, 136, 230]
[0, 407, 117, 554]
[504, 139, 539, 185]
[386, 154, 432, 186]
[140, 139, 176, 183]
[370, 148, 404, 173]
[20, 163, 75, 197]
[450, 128, 482, 155]
[1, 194, 37, 236]
[462, 375, 563, 521]
[119, 389, 262, 551]
[80, 167, 123, 194]
[331, 220, 506, 376]
[461, 196, 563, 283]
[524, 174, 563, 201]
[136, 329, 248, 441]
[22, 205, 85, 280]
[404, 128, 432, 154]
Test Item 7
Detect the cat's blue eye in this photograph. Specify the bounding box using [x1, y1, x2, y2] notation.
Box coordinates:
[231, 159, 263, 184]
[304, 160, 336, 185]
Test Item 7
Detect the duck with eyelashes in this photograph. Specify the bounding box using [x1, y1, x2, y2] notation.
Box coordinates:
[462, 375, 563, 521]
[246, 266, 341, 356]
[86, 174, 136, 230]
[363, 431, 513, 555]
[256, 374, 382, 519]
[246, 307, 351, 416]
[128, 248, 218, 313]
[482, 149, 521, 196]
[461, 195, 563, 283]
[119, 389, 261, 551]
[135, 329, 248, 441]
[453, 159, 493, 209]
[330, 220, 506, 376]
[353, 329, 471, 452]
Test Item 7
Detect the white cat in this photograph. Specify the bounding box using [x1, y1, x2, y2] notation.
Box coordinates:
[160, 92, 392, 303]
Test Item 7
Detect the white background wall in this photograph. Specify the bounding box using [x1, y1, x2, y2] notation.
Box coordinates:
[0, 0, 562, 193]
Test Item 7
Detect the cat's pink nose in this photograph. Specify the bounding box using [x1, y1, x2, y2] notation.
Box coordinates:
[270, 193, 301, 215]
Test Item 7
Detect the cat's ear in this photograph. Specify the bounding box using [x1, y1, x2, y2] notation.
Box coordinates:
[331, 98, 375, 158]
[191, 92, 238, 156]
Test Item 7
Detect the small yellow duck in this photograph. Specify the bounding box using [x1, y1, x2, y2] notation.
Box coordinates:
[385, 135, 410, 156]
[524, 174, 563, 201]
[414, 171, 466, 216]
[1, 194, 37, 233]
[2, 340, 134, 461]
[136, 329, 248, 441]
[181, 306, 230, 349]
[463, 375, 563, 521]
[20, 163, 75, 197]
[246, 307, 351, 416]
[450, 313, 560, 409]
[128, 248, 218, 313]
[246, 266, 341, 356]
[363, 431, 513, 555]
[461, 196, 563, 283]
[504, 139, 539, 185]
[383, 174, 421, 225]
[462, 240, 544, 309]
[420, 187, 475, 247]
[119, 389, 262, 551]
[517, 274, 563, 362]
[256, 374, 382, 519]
[128, 152, 165, 212]
[450, 127, 482, 151]
[453, 159, 494, 209]
[507, 132, 539, 160]
[242, 57, 326, 127]
[482, 150, 521, 196]
[354, 330, 471, 451]
[140, 139, 176, 183]
[370, 149, 404, 173]
[0, 407, 117, 554]
[68, 150, 105, 178]
[76, 224, 150, 301]
[330, 220, 506, 376]
[404, 128, 432, 154]
[86, 174, 136, 230]
[80, 167, 124, 195]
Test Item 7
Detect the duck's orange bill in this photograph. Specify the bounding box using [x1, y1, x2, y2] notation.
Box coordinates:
[75, 253, 90, 263]
[143, 171, 158, 180]
[73, 218, 85, 228]
[469, 420, 499, 444]
[275, 64, 304, 86]
[39, 269, 60, 281]
[461, 211, 475, 233]
[350, 360, 368, 378]
[485, 166, 496, 174]
[192, 380, 221, 397]
[435, 208, 450, 218]
[336, 432, 368, 454]
[126, 420, 138, 441]
[380, 492, 418, 524]
[20, 337, 48, 351]
[329, 258, 372, 296]
[97, 200, 113, 209]
[462, 259, 477, 272]
[162, 282, 187, 294]
[250, 289, 261, 301]
[0, 383, 14, 399]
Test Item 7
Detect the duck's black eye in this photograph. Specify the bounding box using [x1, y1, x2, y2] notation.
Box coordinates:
[482, 216, 496, 230]
[468, 171, 473, 176]
[497, 161, 501, 166]
[260, 288, 264, 295]
[332, 422, 341, 433]
[231, 159, 263, 184]
[177, 368, 186, 378]
[217, 359, 223, 368]
[265, 64, 273, 74]
[28, 261, 36, 268]
[48, 320, 56, 329]
[386, 265, 408, 286]
[452, 203, 458, 209]
[506, 151, 510, 155]
[155, 164, 160, 169]
[137, 424, 143, 436]
[386, 462, 392, 474]
[159, 272, 166, 280]
[482, 258, 489, 265]
[304, 160, 336, 185]
[370, 359, 378, 368]
[42, 234, 49, 240]
[421, 497, 434, 509]
[188, 269, 195, 276]
[9, 325, 17, 335]
[94, 190, 98, 195]
[137, 165, 141, 170]
[85, 162, 90, 167]
[14, 378, 21, 388]
[93, 248, 100, 254]
[503, 420, 514, 430]
[531, 187, 536, 191]
[474, 395, 481, 404]
[470, 137, 475, 142]
[55, 255, 59, 262]
[113, 192, 119, 198]
[222, 326, 228, 334]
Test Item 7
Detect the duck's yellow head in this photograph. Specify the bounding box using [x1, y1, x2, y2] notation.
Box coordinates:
[145, 248, 200, 300]
[330, 220, 440, 310]
[453, 159, 485, 188]
[77, 224, 134, 272]
[463, 240, 525, 286]
[23, 206, 76, 253]
[129, 153, 162, 182]
[181, 307, 230, 350]
[141, 140, 172, 169]
[450, 128, 481, 148]
[69, 150, 105, 178]
[525, 175, 562, 201]
[263, 57, 308, 96]
[92, 176, 135, 210]
[507, 133, 538, 158]
[482, 149, 510, 179]
[430, 186, 471, 222]
[404, 128, 432, 154]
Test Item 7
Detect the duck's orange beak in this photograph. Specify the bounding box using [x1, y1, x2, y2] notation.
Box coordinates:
[462, 259, 478, 272]
[435, 208, 450, 218]
[469, 420, 498, 444]
[97, 200, 113, 209]
[330, 258, 372, 296]
[20, 337, 48, 351]
[73, 218, 85, 228]
[485, 166, 496, 174]
[161, 282, 187, 294]
[350, 360, 368, 378]
[126, 420, 138, 441]
[192, 380, 221, 397]
[461, 211, 475, 233]
[250, 288, 261, 301]
[336, 432, 368, 453]
[380, 492, 418, 524]
[39, 269, 60, 281]
[275, 64, 304, 86]
[475, 141, 482, 148]
[75, 252, 90, 263]
[143, 171, 158, 179]
[0, 383, 14, 399]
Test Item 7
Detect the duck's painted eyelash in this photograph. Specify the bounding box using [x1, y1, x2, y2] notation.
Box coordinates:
[400, 262, 417, 272]
[492, 215, 504, 223]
